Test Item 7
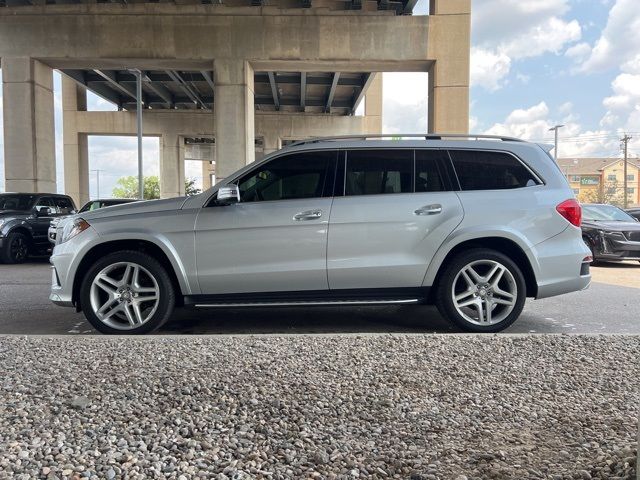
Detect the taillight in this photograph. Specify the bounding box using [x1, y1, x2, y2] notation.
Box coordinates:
[556, 199, 582, 227]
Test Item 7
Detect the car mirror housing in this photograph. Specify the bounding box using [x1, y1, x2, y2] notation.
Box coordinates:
[216, 184, 240, 206]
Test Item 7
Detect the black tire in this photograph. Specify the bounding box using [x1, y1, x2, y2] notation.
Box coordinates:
[0, 231, 30, 264]
[435, 248, 527, 333]
[79, 250, 175, 334]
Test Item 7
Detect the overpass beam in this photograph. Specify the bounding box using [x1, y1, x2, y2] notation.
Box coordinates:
[1, 58, 56, 193]
[214, 59, 255, 180]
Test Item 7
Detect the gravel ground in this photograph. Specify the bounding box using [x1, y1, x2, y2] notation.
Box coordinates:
[0, 335, 637, 480]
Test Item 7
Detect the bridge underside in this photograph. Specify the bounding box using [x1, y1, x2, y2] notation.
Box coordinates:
[0, 0, 470, 203]
[62, 69, 374, 115]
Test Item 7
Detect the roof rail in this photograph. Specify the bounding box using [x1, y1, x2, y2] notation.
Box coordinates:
[286, 133, 526, 148]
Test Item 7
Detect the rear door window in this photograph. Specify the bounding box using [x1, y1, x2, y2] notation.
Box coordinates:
[415, 149, 449, 192]
[449, 150, 541, 190]
[345, 149, 413, 196]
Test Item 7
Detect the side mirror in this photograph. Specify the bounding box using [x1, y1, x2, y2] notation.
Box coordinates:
[216, 184, 240, 205]
[36, 207, 52, 217]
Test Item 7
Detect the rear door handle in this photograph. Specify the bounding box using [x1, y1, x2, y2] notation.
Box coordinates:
[414, 204, 442, 216]
[293, 209, 323, 221]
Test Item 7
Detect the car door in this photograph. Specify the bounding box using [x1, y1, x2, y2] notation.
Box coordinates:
[327, 148, 464, 289]
[194, 150, 337, 295]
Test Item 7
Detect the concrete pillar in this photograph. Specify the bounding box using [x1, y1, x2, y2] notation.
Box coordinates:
[262, 134, 280, 157]
[1, 58, 56, 193]
[214, 59, 255, 180]
[365, 73, 383, 133]
[160, 135, 185, 198]
[62, 76, 90, 206]
[427, 0, 470, 134]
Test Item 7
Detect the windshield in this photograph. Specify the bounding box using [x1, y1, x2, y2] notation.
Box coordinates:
[583, 204, 636, 222]
[0, 194, 37, 211]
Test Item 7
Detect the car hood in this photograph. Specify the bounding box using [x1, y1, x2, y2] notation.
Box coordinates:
[80, 196, 187, 220]
[582, 219, 640, 231]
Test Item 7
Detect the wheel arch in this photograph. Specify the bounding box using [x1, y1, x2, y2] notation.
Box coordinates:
[426, 236, 538, 302]
[72, 239, 185, 310]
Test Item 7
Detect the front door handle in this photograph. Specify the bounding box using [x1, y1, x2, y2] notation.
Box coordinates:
[293, 209, 323, 221]
[414, 204, 442, 216]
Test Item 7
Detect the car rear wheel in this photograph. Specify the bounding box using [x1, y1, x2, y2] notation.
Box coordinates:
[435, 248, 526, 333]
[0, 231, 30, 264]
[79, 250, 175, 334]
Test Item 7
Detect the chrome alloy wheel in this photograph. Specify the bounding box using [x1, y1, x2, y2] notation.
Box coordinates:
[89, 262, 160, 330]
[451, 259, 517, 326]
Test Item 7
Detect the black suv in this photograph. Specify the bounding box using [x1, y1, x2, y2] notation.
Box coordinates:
[0, 193, 76, 263]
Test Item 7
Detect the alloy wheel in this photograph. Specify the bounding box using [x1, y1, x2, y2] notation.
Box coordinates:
[11, 237, 28, 262]
[89, 262, 160, 330]
[451, 259, 517, 326]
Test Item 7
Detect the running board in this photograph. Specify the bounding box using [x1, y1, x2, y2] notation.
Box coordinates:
[192, 298, 421, 308]
[184, 287, 430, 308]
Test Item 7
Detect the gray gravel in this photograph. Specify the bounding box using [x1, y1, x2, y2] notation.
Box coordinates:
[0, 334, 637, 479]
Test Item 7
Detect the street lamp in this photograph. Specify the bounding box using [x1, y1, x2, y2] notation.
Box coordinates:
[549, 125, 565, 162]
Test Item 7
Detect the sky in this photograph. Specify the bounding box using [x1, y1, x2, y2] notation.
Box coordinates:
[1, 0, 639, 196]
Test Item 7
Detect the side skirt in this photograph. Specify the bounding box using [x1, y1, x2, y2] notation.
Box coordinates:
[184, 287, 431, 308]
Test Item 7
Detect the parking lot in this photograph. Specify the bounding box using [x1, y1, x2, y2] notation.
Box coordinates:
[1, 259, 638, 335]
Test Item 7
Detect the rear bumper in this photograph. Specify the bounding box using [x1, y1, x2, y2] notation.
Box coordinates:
[529, 226, 592, 299]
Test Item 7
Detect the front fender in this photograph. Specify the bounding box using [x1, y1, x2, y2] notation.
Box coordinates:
[1, 218, 34, 239]
[94, 232, 193, 295]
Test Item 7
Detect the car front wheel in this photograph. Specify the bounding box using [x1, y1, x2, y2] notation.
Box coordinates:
[80, 250, 175, 334]
[436, 248, 526, 333]
[0, 231, 30, 264]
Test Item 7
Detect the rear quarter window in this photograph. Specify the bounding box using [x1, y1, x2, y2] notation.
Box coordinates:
[449, 150, 541, 191]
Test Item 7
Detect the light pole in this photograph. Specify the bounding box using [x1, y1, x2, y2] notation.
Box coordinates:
[549, 124, 565, 162]
[90, 169, 103, 198]
[128, 68, 144, 200]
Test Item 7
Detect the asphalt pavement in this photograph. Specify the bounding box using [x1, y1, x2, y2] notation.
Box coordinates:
[0, 258, 638, 334]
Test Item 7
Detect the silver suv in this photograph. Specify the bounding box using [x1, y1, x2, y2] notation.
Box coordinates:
[50, 134, 592, 334]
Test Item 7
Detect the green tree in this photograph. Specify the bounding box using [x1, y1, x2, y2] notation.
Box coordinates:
[112, 175, 202, 199]
[185, 178, 202, 196]
[112, 176, 160, 200]
[583, 179, 625, 207]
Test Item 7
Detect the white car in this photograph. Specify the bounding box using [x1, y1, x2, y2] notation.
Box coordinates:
[50, 134, 591, 334]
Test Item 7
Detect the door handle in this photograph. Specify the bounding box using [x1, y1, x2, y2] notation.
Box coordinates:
[293, 209, 323, 221]
[414, 204, 442, 216]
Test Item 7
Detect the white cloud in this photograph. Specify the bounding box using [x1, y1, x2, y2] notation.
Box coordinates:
[382, 72, 428, 134]
[483, 101, 625, 158]
[580, 0, 640, 72]
[498, 17, 581, 59]
[383, 72, 428, 105]
[473, 0, 573, 46]
[471, 0, 582, 91]
[564, 42, 591, 63]
[470, 47, 511, 91]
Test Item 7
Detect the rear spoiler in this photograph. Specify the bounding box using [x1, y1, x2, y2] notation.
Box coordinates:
[537, 143, 555, 154]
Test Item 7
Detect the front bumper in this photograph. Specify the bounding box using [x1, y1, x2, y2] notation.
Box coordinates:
[594, 231, 640, 261]
[49, 226, 99, 308]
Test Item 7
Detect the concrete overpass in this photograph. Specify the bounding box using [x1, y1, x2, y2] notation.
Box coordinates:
[0, 0, 470, 204]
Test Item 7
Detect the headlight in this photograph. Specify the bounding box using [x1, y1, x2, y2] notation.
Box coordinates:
[59, 218, 91, 244]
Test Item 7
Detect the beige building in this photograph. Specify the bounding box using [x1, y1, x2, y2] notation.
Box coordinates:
[558, 157, 640, 207]
[0, 0, 471, 205]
